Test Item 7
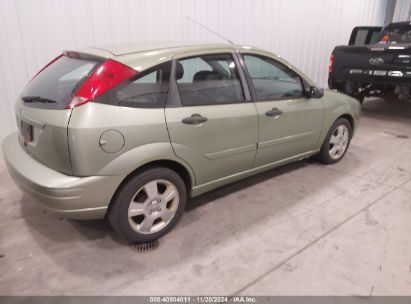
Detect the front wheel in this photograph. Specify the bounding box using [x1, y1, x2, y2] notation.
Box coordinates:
[318, 118, 352, 164]
[107, 167, 187, 243]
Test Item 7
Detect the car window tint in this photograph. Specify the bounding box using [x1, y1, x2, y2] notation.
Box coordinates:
[178, 57, 212, 83]
[21, 56, 99, 109]
[176, 54, 245, 106]
[136, 70, 157, 83]
[95, 61, 171, 108]
[379, 23, 411, 44]
[354, 29, 369, 45]
[369, 31, 380, 44]
[243, 54, 303, 100]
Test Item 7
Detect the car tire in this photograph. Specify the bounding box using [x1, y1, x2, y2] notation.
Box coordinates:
[107, 167, 187, 243]
[343, 81, 365, 104]
[328, 78, 337, 90]
[318, 118, 352, 164]
[355, 93, 365, 104]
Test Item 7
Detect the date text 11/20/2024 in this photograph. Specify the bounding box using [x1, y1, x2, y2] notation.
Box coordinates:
[149, 297, 257, 303]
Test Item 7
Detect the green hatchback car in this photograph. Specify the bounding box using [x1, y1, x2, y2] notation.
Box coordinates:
[3, 42, 361, 243]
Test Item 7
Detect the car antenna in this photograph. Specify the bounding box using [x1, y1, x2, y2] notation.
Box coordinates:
[185, 16, 234, 44]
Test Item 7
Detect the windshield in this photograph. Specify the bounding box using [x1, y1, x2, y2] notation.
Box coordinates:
[379, 23, 411, 44]
[21, 56, 100, 109]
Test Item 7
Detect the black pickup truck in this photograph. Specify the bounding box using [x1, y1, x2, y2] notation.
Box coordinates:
[328, 22, 411, 103]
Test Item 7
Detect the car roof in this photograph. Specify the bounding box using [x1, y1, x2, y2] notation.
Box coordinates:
[386, 21, 411, 28]
[71, 41, 270, 72]
[77, 41, 250, 58]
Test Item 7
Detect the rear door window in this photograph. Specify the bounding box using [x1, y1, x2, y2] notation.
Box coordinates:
[176, 54, 245, 106]
[21, 56, 99, 109]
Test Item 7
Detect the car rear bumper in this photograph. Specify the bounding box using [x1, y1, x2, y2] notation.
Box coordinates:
[2, 133, 124, 219]
[330, 71, 411, 86]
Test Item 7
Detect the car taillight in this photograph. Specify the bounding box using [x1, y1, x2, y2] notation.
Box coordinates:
[66, 59, 138, 109]
[328, 54, 334, 73]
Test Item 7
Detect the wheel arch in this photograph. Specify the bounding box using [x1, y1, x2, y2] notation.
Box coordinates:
[338, 113, 355, 134]
[105, 158, 195, 218]
[317, 111, 356, 151]
[132, 159, 193, 190]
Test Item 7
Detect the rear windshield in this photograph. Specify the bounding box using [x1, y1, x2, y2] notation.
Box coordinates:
[21, 56, 99, 109]
[379, 23, 411, 44]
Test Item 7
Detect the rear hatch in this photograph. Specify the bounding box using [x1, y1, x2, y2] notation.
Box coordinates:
[16, 54, 101, 175]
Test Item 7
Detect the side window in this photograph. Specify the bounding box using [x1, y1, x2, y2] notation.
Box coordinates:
[176, 54, 245, 106]
[178, 57, 212, 83]
[95, 61, 171, 108]
[243, 54, 304, 101]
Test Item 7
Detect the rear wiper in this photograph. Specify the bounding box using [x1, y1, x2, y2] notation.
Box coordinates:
[22, 96, 57, 104]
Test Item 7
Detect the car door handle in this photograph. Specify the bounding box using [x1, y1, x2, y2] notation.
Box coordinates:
[182, 114, 208, 125]
[265, 108, 283, 118]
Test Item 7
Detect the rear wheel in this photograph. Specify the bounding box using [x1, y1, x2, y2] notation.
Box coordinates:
[354, 93, 365, 104]
[344, 81, 365, 103]
[318, 118, 352, 164]
[107, 167, 187, 243]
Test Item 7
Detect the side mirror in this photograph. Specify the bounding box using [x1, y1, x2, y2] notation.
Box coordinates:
[306, 86, 324, 99]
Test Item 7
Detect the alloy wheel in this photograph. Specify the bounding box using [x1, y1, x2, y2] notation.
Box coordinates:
[328, 124, 350, 160]
[127, 179, 179, 234]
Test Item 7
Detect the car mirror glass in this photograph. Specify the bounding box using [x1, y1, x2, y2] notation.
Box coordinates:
[306, 86, 324, 99]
